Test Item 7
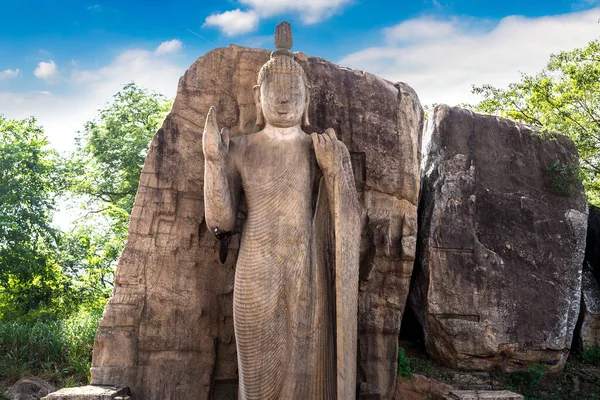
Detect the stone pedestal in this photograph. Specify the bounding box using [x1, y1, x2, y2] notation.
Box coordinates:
[444, 390, 524, 400]
[41, 386, 129, 400]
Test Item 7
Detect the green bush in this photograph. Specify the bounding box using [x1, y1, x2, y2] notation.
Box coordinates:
[0, 308, 102, 386]
[500, 364, 545, 397]
[580, 344, 600, 365]
[397, 347, 413, 378]
[544, 159, 581, 196]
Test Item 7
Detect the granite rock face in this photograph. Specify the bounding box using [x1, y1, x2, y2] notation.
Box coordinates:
[90, 45, 423, 399]
[578, 268, 600, 348]
[412, 105, 588, 372]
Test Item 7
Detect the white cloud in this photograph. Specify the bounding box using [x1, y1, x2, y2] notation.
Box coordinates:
[384, 17, 458, 43]
[1, 45, 185, 154]
[0, 69, 21, 80]
[70, 69, 102, 84]
[203, 0, 350, 35]
[240, 0, 350, 24]
[80, 48, 184, 98]
[339, 8, 600, 107]
[0, 91, 53, 106]
[155, 39, 183, 55]
[203, 9, 259, 36]
[34, 60, 59, 83]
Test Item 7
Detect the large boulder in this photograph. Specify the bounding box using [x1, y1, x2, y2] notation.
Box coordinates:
[5, 378, 55, 400]
[394, 374, 453, 400]
[412, 105, 588, 372]
[90, 45, 423, 399]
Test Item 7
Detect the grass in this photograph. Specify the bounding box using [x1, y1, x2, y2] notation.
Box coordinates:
[494, 364, 545, 398]
[0, 309, 102, 391]
[398, 340, 600, 400]
[580, 343, 600, 365]
[397, 347, 413, 378]
[544, 159, 581, 196]
[493, 359, 600, 400]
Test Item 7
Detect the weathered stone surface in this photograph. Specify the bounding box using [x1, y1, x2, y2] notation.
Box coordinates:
[450, 372, 492, 391]
[578, 205, 600, 348]
[586, 205, 600, 280]
[90, 44, 423, 399]
[5, 378, 55, 400]
[41, 386, 129, 400]
[393, 374, 453, 400]
[578, 268, 600, 348]
[444, 390, 523, 400]
[412, 105, 588, 372]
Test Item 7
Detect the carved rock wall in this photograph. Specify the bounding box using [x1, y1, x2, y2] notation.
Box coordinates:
[90, 45, 423, 399]
[412, 105, 587, 372]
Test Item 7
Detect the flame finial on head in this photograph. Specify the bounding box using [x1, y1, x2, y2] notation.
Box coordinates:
[273, 21, 293, 56]
[256, 21, 307, 86]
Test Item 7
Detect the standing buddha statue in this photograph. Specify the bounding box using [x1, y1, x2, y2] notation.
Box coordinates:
[203, 21, 362, 399]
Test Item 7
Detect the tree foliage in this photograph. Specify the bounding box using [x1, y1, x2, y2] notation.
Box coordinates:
[0, 83, 171, 321]
[0, 116, 74, 320]
[70, 82, 172, 225]
[471, 39, 600, 204]
[63, 83, 171, 297]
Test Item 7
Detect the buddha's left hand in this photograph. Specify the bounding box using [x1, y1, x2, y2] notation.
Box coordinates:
[312, 128, 342, 179]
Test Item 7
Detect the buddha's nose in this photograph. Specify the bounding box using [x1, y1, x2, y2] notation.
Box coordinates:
[278, 92, 290, 103]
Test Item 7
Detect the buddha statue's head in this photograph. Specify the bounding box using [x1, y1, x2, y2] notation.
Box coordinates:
[254, 22, 310, 128]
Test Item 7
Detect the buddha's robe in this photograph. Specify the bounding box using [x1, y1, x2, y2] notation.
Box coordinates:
[219, 131, 361, 400]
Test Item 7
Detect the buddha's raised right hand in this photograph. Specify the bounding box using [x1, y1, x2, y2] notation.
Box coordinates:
[203, 106, 230, 163]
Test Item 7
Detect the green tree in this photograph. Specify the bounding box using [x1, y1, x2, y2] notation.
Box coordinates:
[471, 39, 600, 204]
[57, 224, 122, 312]
[0, 116, 74, 320]
[70, 83, 172, 223]
[65, 83, 171, 296]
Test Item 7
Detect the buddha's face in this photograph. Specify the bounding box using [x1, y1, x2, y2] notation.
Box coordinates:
[259, 73, 307, 128]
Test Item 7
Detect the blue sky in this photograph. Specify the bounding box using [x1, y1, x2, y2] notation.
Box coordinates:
[1, 0, 599, 153]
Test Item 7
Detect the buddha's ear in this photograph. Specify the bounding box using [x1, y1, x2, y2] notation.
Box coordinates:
[303, 85, 310, 127]
[253, 85, 264, 126]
